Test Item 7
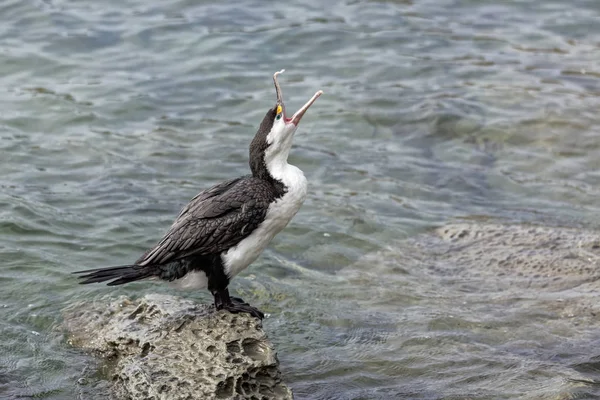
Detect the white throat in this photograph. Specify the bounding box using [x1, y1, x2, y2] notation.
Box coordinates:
[263, 124, 295, 182]
[264, 143, 293, 183]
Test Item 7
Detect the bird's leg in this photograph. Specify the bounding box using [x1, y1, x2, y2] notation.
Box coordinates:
[213, 288, 227, 310]
[212, 288, 264, 320]
[208, 261, 264, 320]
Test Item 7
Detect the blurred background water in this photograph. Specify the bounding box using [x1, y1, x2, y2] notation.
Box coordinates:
[2, 0, 600, 398]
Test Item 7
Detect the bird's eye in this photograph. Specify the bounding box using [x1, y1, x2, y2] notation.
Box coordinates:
[276, 104, 282, 120]
[276, 114, 282, 120]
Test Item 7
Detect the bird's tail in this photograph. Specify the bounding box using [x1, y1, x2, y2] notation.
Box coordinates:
[73, 264, 155, 286]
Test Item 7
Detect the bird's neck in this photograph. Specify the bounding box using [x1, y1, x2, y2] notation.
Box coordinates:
[251, 147, 305, 195]
[266, 148, 308, 198]
[264, 147, 291, 180]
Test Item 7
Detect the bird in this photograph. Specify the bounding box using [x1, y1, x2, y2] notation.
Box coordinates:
[73, 70, 323, 320]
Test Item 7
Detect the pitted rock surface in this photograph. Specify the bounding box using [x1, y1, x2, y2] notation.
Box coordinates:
[340, 223, 600, 397]
[413, 223, 600, 318]
[423, 223, 600, 288]
[64, 294, 293, 400]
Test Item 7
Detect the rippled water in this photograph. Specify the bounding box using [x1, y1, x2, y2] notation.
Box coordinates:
[2, 0, 600, 398]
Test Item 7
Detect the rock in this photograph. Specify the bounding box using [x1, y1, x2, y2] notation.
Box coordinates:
[341, 222, 600, 320]
[424, 223, 600, 289]
[63, 294, 293, 400]
[413, 223, 600, 318]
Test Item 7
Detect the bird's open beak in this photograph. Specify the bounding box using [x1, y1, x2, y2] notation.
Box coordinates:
[273, 69, 323, 127]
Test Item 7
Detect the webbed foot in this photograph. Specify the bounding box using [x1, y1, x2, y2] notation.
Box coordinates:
[213, 288, 264, 320]
[220, 300, 264, 320]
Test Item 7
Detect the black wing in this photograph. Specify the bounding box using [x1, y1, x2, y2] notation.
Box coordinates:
[135, 176, 277, 266]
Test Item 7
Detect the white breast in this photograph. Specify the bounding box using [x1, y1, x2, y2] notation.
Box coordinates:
[169, 270, 209, 290]
[222, 164, 307, 279]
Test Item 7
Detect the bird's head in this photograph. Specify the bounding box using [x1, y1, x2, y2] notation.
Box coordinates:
[250, 70, 323, 180]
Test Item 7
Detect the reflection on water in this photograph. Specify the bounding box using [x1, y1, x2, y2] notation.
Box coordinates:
[2, 0, 600, 398]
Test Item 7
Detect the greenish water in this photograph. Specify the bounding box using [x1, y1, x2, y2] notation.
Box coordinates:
[2, 0, 600, 398]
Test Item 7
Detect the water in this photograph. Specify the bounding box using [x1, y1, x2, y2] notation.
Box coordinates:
[2, 0, 600, 398]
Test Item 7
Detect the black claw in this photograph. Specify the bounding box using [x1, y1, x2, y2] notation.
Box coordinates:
[221, 302, 264, 320]
[212, 288, 264, 319]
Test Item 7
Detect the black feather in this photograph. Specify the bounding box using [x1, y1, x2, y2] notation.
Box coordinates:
[73, 265, 154, 285]
[133, 176, 285, 268]
[75, 110, 289, 287]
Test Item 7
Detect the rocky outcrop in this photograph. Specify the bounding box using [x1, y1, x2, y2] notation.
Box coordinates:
[64, 294, 293, 400]
[415, 223, 600, 318]
[341, 222, 600, 320]
[423, 223, 600, 289]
